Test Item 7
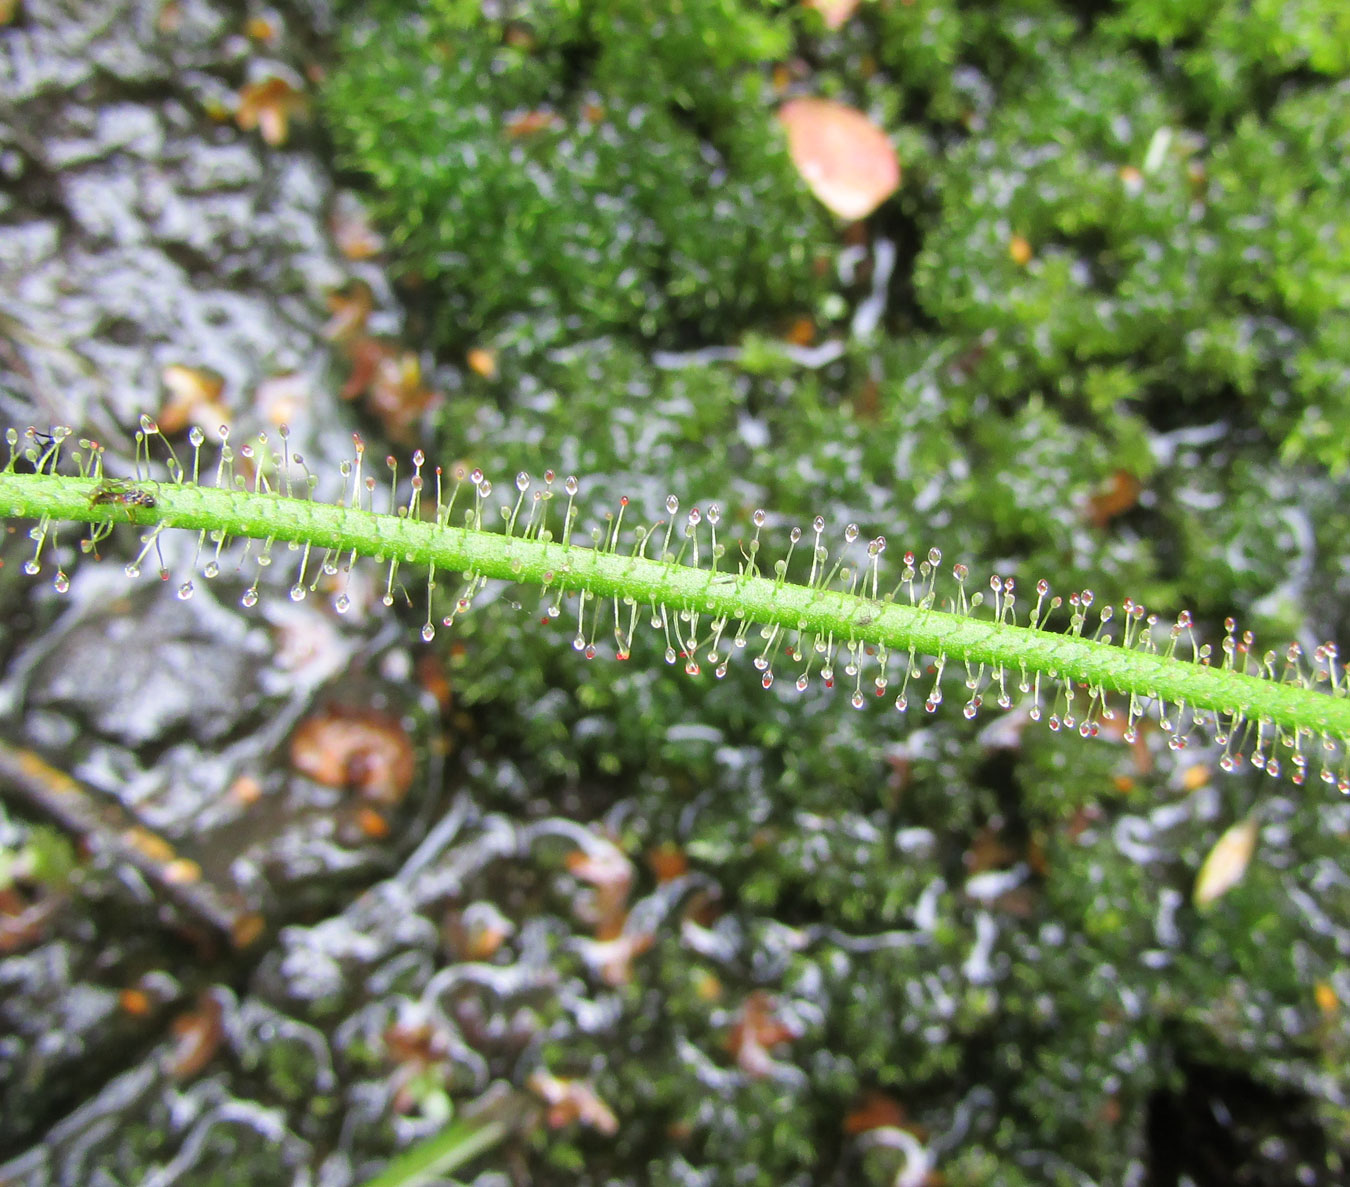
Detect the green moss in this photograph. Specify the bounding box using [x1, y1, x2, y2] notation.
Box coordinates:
[324, 0, 831, 353]
[1105, 0, 1350, 116]
[1206, 84, 1350, 470]
[307, 1, 1350, 1181]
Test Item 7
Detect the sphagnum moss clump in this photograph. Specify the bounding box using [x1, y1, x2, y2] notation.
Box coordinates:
[3, 419, 1348, 791]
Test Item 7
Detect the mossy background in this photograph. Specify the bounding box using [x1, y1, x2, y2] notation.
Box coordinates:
[321, 1, 1350, 1183]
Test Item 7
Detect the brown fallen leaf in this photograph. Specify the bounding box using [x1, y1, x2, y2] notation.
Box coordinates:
[159, 363, 227, 435]
[339, 336, 392, 399]
[156, 1, 182, 33]
[647, 841, 689, 883]
[444, 904, 513, 961]
[784, 315, 816, 346]
[527, 1070, 619, 1135]
[120, 987, 153, 1017]
[367, 349, 437, 442]
[384, 1017, 453, 1114]
[167, 990, 225, 1080]
[576, 927, 655, 987]
[1193, 818, 1259, 909]
[289, 706, 416, 805]
[778, 97, 899, 220]
[565, 841, 634, 940]
[0, 895, 60, 954]
[843, 1091, 926, 1137]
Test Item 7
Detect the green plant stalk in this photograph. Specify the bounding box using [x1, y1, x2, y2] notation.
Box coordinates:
[3, 471, 1348, 758]
[355, 1111, 509, 1187]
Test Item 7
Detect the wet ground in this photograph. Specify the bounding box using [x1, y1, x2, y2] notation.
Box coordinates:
[0, 2, 501, 1181]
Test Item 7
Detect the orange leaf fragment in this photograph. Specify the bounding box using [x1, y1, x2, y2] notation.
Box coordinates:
[244, 14, 279, 45]
[1193, 818, 1259, 909]
[466, 347, 498, 379]
[231, 912, 266, 949]
[647, 841, 689, 883]
[505, 108, 560, 138]
[694, 971, 723, 1001]
[228, 774, 264, 806]
[565, 842, 634, 940]
[1086, 469, 1140, 528]
[236, 77, 308, 147]
[445, 905, 512, 961]
[357, 807, 390, 840]
[1180, 763, 1211, 793]
[1315, 981, 1338, 1016]
[330, 198, 384, 261]
[528, 1071, 619, 1135]
[844, 1092, 921, 1137]
[784, 315, 816, 347]
[726, 991, 797, 1079]
[0, 897, 58, 954]
[778, 97, 899, 220]
[120, 987, 153, 1017]
[1009, 234, 1033, 266]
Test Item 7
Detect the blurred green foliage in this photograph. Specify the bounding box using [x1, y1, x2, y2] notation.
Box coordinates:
[321, 0, 1350, 1183]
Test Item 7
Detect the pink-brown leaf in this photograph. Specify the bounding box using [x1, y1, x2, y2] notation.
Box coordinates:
[778, 97, 899, 220]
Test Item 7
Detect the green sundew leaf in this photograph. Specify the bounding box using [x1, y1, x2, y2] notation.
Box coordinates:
[357, 1111, 511, 1187]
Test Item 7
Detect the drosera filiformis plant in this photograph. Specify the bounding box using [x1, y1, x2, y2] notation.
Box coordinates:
[2, 417, 1349, 790]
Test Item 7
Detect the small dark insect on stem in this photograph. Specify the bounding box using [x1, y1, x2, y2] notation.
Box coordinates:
[89, 478, 157, 512]
[83, 478, 160, 560]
